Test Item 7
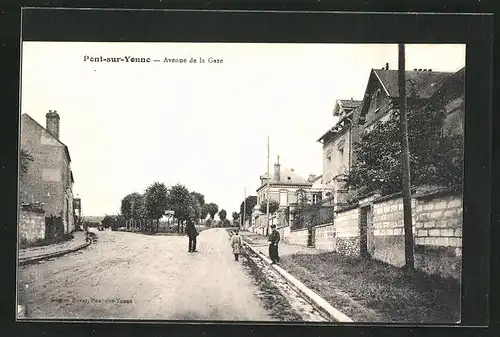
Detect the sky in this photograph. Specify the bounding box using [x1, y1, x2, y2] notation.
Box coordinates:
[20, 43, 465, 217]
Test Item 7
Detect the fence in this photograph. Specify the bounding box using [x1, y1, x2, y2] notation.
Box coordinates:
[291, 198, 335, 230]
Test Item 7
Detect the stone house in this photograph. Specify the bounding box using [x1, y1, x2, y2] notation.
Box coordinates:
[317, 99, 363, 209]
[20, 111, 75, 234]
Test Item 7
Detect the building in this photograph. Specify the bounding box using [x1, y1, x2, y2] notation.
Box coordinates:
[317, 98, 363, 208]
[253, 156, 322, 233]
[20, 111, 75, 234]
[357, 64, 453, 132]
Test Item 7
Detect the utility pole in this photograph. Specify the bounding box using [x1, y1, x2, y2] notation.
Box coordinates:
[266, 136, 270, 236]
[398, 43, 415, 274]
[243, 187, 246, 229]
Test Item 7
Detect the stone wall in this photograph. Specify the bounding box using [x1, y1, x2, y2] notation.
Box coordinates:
[286, 228, 308, 246]
[368, 190, 462, 280]
[413, 192, 462, 280]
[314, 223, 336, 251]
[335, 207, 360, 256]
[19, 208, 46, 242]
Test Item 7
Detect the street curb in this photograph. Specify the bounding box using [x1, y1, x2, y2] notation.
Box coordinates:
[242, 239, 354, 323]
[19, 240, 91, 266]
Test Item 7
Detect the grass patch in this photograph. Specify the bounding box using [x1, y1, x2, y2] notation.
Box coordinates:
[20, 233, 74, 249]
[280, 251, 460, 323]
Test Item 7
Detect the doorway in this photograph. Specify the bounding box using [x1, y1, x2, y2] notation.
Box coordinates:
[360, 206, 374, 257]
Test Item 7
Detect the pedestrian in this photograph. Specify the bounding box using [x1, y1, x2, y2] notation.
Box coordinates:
[231, 229, 243, 261]
[186, 220, 199, 253]
[268, 224, 280, 264]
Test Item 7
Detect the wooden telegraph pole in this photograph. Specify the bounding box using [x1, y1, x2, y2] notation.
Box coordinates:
[398, 43, 415, 273]
[266, 136, 270, 236]
[243, 187, 246, 229]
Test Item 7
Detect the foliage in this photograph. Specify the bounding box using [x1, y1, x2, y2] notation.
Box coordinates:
[165, 184, 193, 223]
[240, 196, 257, 219]
[143, 182, 169, 230]
[189, 191, 205, 223]
[218, 209, 227, 220]
[20, 149, 33, 177]
[201, 204, 210, 221]
[121, 192, 144, 220]
[259, 200, 280, 214]
[232, 212, 239, 221]
[206, 203, 219, 219]
[347, 100, 464, 196]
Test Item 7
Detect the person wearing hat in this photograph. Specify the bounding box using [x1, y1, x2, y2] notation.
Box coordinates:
[268, 224, 280, 264]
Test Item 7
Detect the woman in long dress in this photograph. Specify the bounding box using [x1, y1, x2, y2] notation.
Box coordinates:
[231, 229, 243, 261]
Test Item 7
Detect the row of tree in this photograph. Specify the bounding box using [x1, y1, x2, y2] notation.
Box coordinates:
[118, 182, 238, 233]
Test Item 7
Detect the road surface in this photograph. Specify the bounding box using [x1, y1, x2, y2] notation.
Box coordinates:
[18, 228, 278, 320]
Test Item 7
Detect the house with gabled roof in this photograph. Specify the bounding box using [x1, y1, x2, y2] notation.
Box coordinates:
[20, 111, 76, 234]
[357, 65, 453, 132]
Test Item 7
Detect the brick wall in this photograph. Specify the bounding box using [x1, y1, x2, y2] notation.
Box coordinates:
[19, 209, 46, 242]
[286, 228, 308, 246]
[335, 208, 360, 256]
[314, 223, 336, 251]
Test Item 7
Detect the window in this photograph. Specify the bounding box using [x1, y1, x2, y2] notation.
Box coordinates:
[280, 191, 288, 206]
[372, 89, 382, 113]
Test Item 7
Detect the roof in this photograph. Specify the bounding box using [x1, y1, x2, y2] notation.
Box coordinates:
[257, 167, 312, 191]
[339, 99, 363, 110]
[372, 69, 453, 99]
[21, 113, 71, 162]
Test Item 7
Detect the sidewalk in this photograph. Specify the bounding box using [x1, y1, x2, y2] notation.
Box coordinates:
[240, 232, 323, 257]
[240, 231, 460, 324]
[19, 231, 88, 261]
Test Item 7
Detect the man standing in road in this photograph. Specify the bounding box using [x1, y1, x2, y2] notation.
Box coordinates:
[268, 224, 280, 264]
[186, 220, 199, 253]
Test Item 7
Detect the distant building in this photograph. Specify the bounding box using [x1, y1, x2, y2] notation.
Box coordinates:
[252, 156, 322, 233]
[20, 111, 75, 234]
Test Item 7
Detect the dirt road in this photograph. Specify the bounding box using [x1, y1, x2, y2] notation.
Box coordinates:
[18, 228, 276, 320]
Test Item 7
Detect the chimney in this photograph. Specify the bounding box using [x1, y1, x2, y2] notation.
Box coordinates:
[274, 155, 281, 181]
[385, 63, 389, 70]
[46, 110, 60, 139]
[308, 174, 317, 183]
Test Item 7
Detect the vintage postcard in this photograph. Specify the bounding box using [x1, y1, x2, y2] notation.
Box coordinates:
[17, 22, 466, 322]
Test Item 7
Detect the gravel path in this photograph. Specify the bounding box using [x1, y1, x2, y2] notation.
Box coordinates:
[18, 228, 275, 321]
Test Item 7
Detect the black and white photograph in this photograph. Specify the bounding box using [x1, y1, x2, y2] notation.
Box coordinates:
[16, 13, 471, 324]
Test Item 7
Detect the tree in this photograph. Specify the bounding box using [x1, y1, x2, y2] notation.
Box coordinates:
[240, 196, 257, 221]
[143, 182, 169, 232]
[347, 99, 464, 196]
[232, 212, 240, 225]
[201, 204, 210, 224]
[259, 200, 280, 215]
[206, 203, 219, 220]
[189, 191, 205, 224]
[166, 184, 193, 233]
[20, 149, 33, 178]
[217, 209, 230, 227]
